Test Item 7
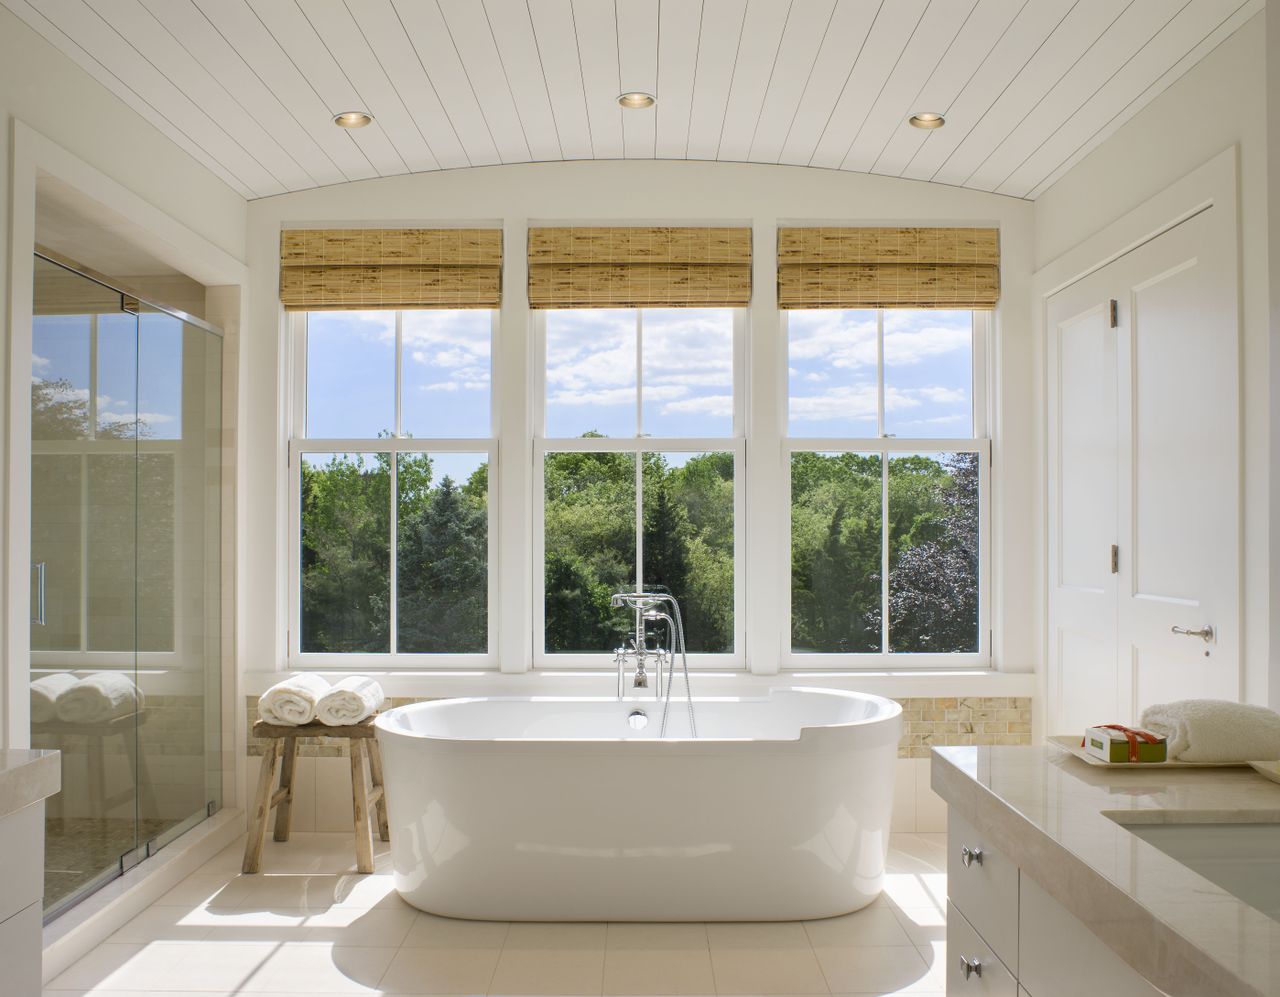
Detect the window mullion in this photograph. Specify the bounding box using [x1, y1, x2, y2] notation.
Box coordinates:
[635, 310, 643, 437]
[388, 445, 398, 655]
[881, 449, 890, 656]
[876, 309, 885, 438]
[394, 311, 404, 438]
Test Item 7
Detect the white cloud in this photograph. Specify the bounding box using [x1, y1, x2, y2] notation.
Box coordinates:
[914, 385, 967, 404]
[661, 393, 733, 418]
[102, 411, 174, 427]
[789, 384, 880, 422]
[32, 355, 51, 372]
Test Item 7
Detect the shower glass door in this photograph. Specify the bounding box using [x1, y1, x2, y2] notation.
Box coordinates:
[30, 255, 223, 918]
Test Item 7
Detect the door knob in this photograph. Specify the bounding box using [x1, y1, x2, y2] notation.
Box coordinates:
[959, 956, 983, 980]
[1171, 625, 1214, 643]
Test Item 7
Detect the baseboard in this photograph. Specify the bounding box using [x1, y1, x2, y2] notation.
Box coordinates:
[41, 807, 246, 984]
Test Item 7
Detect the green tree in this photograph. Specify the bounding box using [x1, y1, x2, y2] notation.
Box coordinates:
[397, 474, 488, 652]
[299, 453, 391, 652]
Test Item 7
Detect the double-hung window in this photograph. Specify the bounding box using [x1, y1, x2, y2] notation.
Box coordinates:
[785, 308, 990, 666]
[288, 308, 496, 665]
[534, 308, 745, 666]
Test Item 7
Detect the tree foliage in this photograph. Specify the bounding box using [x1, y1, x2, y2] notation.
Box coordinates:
[544, 449, 735, 654]
[299, 441, 978, 658]
[299, 452, 488, 654]
[790, 451, 979, 654]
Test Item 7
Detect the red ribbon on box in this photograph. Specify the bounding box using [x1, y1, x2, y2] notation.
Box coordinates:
[1080, 724, 1163, 763]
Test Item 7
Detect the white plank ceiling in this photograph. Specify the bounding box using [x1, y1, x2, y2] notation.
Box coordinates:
[4, 0, 1261, 201]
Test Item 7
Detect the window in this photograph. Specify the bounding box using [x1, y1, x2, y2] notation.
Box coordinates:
[535, 309, 743, 664]
[289, 309, 495, 663]
[786, 309, 989, 664]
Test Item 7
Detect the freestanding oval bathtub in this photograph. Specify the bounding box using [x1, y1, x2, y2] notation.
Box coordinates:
[374, 687, 902, 921]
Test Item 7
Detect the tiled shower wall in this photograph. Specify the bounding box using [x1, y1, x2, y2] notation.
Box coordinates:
[243, 695, 1032, 835]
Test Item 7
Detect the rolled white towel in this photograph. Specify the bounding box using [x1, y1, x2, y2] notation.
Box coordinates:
[1139, 699, 1280, 762]
[55, 672, 143, 724]
[315, 676, 385, 726]
[30, 673, 79, 724]
[258, 673, 330, 726]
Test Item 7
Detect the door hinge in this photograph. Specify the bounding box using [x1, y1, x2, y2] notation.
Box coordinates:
[1108, 299, 1118, 328]
[1110, 544, 1120, 574]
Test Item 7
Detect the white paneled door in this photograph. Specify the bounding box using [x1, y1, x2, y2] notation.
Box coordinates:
[1047, 207, 1239, 736]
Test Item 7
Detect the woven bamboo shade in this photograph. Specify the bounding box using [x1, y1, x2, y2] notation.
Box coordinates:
[279, 228, 502, 310]
[777, 227, 999, 309]
[528, 226, 752, 308]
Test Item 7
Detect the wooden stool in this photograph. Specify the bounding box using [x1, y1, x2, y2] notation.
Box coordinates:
[33, 711, 156, 820]
[242, 715, 389, 874]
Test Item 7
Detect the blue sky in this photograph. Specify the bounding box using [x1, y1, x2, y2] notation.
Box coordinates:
[34, 311, 186, 440]
[306, 310, 491, 439]
[788, 309, 973, 438]
[37, 306, 972, 446]
[545, 308, 734, 438]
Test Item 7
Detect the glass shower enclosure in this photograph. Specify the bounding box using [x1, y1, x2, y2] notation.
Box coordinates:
[29, 253, 223, 918]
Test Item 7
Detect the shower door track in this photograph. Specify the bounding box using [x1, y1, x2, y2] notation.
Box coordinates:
[34, 246, 224, 338]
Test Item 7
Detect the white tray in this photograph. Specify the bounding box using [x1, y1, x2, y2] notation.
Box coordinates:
[1047, 734, 1251, 768]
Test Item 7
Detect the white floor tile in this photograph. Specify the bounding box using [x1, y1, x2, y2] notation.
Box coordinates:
[802, 908, 913, 948]
[303, 907, 417, 946]
[490, 923, 607, 995]
[378, 944, 503, 994]
[242, 942, 396, 993]
[151, 872, 255, 909]
[887, 907, 946, 949]
[402, 913, 510, 949]
[105, 905, 214, 944]
[49, 833, 946, 997]
[603, 923, 714, 995]
[810, 944, 931, 994]
[705, 923, 828, 995]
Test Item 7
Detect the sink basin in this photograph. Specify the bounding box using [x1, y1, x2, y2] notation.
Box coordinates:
[1113, 819, 1280, 920]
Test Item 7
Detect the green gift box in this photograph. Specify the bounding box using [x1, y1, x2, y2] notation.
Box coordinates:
[1084, 725, 1167, 763]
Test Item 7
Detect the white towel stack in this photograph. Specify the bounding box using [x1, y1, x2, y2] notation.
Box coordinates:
[54, 672, 144, 724]
[1139, 699, 1280, 762]
[258, 673, 331, 726]
[30, 673, 79, 724]
[315, 676, 386, 726]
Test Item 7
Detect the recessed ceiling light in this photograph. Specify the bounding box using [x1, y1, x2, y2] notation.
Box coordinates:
[908, 112, 945, 130]
[333, 111, 373, 129]
[617, 91, 656, 109]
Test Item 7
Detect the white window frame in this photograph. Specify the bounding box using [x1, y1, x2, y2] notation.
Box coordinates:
[532, 308, 748, 671]
[30, 310, 184, 672]
[286, 310, 499, 669]
[782, 309, 992, 670]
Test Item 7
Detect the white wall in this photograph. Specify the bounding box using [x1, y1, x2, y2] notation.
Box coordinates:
[0, 0, 248, 745]
[1034, 13, 1272, 707]
[242, 160, 1039, 697]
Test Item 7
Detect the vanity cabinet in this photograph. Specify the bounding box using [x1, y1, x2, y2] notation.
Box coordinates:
[946, 809, 1162, 996]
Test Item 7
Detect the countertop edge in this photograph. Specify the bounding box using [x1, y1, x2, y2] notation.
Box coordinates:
[930, 747, 1259, 997]
[0, 750, 61, 821]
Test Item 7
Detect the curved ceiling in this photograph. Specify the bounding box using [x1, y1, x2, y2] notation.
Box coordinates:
[3, 0, 1260, 202]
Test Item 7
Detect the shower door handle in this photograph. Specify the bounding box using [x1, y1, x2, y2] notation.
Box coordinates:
[31, 561, 46, 626]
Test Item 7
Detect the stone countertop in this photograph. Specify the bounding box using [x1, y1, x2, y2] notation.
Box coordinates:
[932, 744, 1280, 997]
[0, 749, 60, 820]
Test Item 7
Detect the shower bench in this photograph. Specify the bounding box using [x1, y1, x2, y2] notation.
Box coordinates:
[242, 715, 389, 874]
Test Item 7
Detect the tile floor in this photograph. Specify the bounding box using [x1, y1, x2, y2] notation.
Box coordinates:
[43, 832, 948, 997]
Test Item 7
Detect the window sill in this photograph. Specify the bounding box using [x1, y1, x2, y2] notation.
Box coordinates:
[245, 666, 1035, 700]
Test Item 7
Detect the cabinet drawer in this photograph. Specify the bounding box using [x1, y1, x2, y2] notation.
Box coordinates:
[1018, 874, 1163, 997]
[0, 803, 44, 923]
[948, 808, 1018, 971]
[947, 901, 1017, 997]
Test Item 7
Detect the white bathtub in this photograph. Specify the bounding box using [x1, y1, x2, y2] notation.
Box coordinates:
[374, 688, 903, 921]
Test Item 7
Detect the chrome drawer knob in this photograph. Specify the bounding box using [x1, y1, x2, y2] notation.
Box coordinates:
[960, 845, 984, 868]
[959, 955, 983, 980]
